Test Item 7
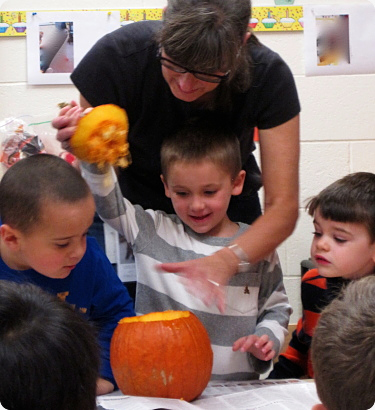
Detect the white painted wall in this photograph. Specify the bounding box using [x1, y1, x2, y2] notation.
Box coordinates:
[1, 0, 374, 322]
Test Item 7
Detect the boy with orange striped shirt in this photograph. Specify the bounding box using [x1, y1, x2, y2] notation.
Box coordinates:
[269, 172, 375, 379]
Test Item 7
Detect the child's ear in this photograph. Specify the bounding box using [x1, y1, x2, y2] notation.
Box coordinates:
[0, 224, 22, 251]
[160, 174, 171, 198]
[231, 170, 246, 196]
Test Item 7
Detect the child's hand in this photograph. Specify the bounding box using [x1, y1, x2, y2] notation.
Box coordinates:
[96, 377, 114, 395]
[232, 334, 275, 361]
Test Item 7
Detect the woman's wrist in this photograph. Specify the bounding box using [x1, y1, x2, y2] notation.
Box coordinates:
[213, 247, 239, 281]
[226, 243, 251, 273]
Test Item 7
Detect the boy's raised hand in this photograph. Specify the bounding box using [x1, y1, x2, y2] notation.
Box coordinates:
[232, 334, 275, 362]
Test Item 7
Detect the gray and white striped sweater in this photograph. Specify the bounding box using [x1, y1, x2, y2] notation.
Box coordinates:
[81, 163, 292, 380]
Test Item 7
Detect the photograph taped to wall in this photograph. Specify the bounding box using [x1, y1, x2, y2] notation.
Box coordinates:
[27, 11, 120, 85]
[39, 22, 74, 74]
[304, 4, 375, 76]
[316, 15, 350, 67]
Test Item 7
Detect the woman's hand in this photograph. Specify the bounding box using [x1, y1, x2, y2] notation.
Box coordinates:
[157, 247, 238, 314]
[52, 100, 83, 152]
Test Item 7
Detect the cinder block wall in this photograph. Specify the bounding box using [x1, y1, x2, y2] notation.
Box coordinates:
[253, 0, 375, 322]
[1, 0, 374, 322]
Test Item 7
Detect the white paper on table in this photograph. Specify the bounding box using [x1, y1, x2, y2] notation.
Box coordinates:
[194, 382, 320, 410]
[304, 4, 375, 76]
[96, 380, 321, 410]
[96, 393, 196, 410]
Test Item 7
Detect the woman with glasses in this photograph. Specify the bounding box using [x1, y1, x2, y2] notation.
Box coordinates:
[53, 0, 300, 310]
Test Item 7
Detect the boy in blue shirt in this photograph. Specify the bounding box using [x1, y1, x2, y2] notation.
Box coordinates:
[0, 154, 135, 395]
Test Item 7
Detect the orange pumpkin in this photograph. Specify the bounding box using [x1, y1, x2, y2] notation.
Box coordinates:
[71, 104, 131, 168]
[110, 310, 213, 401]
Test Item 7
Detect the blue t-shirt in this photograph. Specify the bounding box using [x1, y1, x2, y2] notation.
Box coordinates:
[0, 236, 135, 386]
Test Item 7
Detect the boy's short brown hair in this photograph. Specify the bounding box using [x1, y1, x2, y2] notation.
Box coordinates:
[306, 172, 375, 242]
[0, 154, 91, 233]
[312, 275, 375, 410]
[161, 117, 242, 182]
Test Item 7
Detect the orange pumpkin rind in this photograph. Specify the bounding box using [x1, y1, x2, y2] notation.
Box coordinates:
[110, 310, 213, 402]
[71, 104, 131, 169]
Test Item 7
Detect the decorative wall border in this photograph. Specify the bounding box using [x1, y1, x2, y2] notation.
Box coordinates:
[0, 6, 303, 37]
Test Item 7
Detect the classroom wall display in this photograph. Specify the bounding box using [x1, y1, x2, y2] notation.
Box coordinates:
[251, 6, 303, 31]
[0, 11, 26, 35]
[0, 6, 304, 37]
[26, 11, 120, 85]
[304, 4, 375, 76]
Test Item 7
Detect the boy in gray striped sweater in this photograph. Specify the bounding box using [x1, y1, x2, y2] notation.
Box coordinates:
[81, 118, 291, 381]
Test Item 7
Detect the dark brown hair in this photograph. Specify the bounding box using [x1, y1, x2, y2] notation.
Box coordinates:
[156, 0, 261, 101]
[306, 172, 375, 242]
[161, 117, 242, 181]
[0, 280, 100, 410]
[0, 154, 92, 233]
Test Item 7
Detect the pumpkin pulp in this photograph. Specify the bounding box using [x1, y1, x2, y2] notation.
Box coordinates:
[71, 104, 131, 168]
[118, 310, 190, 323]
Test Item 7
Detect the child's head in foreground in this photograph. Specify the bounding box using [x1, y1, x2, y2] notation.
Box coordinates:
[0, 154, 95, 279]
[0, 280, 100, 410]
[311, 275, 375, 410]
[306, 172, 375, 280]
[160, 118, 245, 236]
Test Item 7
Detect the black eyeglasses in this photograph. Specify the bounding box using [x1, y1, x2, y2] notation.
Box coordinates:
[157, 53, 230, 84]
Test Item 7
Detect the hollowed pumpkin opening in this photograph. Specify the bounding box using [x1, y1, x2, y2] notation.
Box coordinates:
[118, 310, 190, 324]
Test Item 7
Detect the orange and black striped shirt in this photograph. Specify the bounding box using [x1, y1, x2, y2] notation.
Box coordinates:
[268, 268, 349, 379]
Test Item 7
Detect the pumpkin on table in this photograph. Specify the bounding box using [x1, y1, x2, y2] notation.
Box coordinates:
[110, 310, 213, 402]
[70, 104, 131, 169]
